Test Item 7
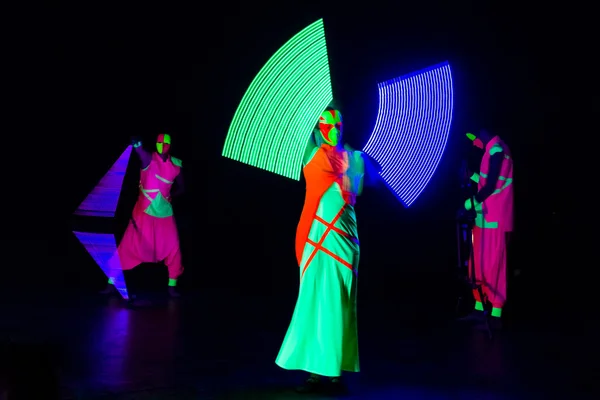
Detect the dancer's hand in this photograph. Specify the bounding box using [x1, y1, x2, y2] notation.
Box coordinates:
[130, 136, 143, 147]
[456, 205, 476, 221]
[130, 136, 152, 168]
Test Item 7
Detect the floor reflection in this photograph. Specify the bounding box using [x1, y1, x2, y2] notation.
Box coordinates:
[2, 289, 596, 399]
[77, 296, 181, 394]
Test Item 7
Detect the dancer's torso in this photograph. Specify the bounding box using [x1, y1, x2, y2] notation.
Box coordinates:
[134, 152, 182, 218]
[478, 136, 514, 231]
[295, 145, 362, 264]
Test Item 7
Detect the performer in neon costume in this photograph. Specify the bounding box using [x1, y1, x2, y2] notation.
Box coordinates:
[276, 107, 376, 395]
[101, 133, 185, 298]
[461, 129, 514, 327]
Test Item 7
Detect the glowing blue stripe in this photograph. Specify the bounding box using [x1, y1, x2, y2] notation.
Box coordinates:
[72, 231, 129, 300]
[363, 62, 453, 207]
[74, 145, 133, 217]
[73, 146, 132, 300]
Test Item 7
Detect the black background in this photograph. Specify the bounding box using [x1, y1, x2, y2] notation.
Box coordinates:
[4, 2, 588, 323]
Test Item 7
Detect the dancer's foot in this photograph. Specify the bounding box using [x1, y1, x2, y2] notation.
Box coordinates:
[489, 316, 503, 330]
[99, 284, 117, 295]
[327, 377, 348, 396]
[295, 375, 322, 394]
[458, 309, 485, 323]
[168, 286, 180, 298]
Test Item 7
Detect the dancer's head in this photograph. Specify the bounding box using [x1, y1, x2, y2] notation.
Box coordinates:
[156, 133, 171, 155]
[466, 128, 494, 149]
[317, 108, 343, 147]
[477, 129, 494, 145]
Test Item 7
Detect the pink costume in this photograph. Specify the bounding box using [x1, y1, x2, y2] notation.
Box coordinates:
[469, 135, 514, 317]
[109, 152, 184, 284]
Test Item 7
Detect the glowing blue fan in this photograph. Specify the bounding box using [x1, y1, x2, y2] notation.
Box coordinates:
[72, 145, 132, 300]
[363, 62, 454, 207]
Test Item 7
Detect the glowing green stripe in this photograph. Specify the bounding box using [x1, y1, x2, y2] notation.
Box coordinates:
[492, 177, 513, 194]
[265, 49, 329, 176]
[155, 174, 173, 184]
[250, 25, 317, 171]
[223, 19, 333, 181]
[275, 61, 331, 178]
[489, 144, 503, 155]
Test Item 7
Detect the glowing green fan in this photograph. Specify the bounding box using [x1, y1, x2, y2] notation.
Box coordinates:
[223, 19, 333, 181]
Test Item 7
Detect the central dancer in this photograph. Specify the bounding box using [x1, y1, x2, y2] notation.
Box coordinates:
[276, 107, 373, 395]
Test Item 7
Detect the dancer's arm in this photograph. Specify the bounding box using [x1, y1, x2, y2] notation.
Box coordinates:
[131, 136, 152, 169]
[171, 171, 185, 199]
[464, 149, 503, 211]
[354, 151, 365, 196]
[474, 150, 503, 203]
[362, 152, 382, 188]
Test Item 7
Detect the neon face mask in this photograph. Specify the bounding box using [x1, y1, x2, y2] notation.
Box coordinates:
[157, 133, 171, 154]
[318, 109, 343, 146]
[466, 132, 484, 149]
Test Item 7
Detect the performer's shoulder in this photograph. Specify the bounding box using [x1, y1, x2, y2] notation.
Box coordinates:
[171, 156, 183, 167]
[352, 149, 365, 159]
[489, 143, 504, 156]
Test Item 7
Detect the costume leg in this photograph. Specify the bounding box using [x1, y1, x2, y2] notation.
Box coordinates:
[276, 256, 358, 377]
[104, 214, 152, 288]
[157, 216, 184, 286]
[166, 247, 183, 285]
[481, 228, 507, 317]
[469, 226, 485, 311]
[276, 203, 359, 377]
[103, 220, 143, 287]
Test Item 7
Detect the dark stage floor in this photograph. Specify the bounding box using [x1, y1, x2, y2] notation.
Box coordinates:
[1, 282, 598, 400]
